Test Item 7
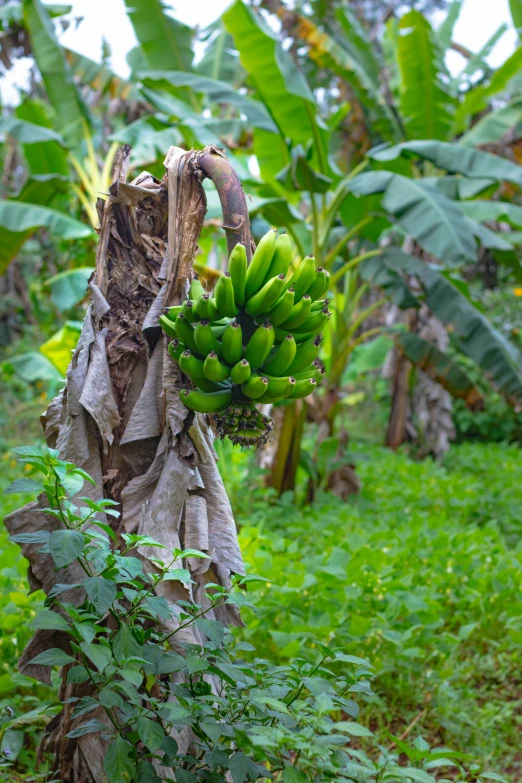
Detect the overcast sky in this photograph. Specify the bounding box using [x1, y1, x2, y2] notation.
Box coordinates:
[1, 0, 518, 104]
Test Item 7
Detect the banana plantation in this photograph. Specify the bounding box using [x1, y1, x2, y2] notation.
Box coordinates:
[1, 0, 522, 782]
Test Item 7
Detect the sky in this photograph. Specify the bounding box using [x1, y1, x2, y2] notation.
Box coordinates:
[1, 0, 518, 105]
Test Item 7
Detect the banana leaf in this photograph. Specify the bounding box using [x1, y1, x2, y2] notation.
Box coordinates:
[0, 117, 64, 144]
[460, 99, 522, 145]
[45, 267, 94, 310]
[196, 20, 243, 84]
[65, 49, 141, 102]
[396, 332, 483, 409]
[435, 0, 463, 52]
[381, 248, 522, 406]
[397, 10, 456, 140]
[122, 0, 193, 72]
[457, 200, 522, 228]
[23, 0, 89, 149]
[369, 140, 522, 187]
[139, 71, 277, 133]
[15, 100, 69, 179]
[223, 1, 329, 179]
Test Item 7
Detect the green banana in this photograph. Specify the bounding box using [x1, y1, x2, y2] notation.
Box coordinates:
[267, 287, 295, 327]
[262, 232, 292, 284]
[180, 388, 232, 413]
[195, 294, 220, 321]
[228, 243, 247, 306]
[195, 379, 231, 393]
[230, 358, 251, 385]
[168, 339, 184, 363]
[246, 273, 286, 317]
[214, 272, 239, 318]
[244, 321, 275, 368]
[294, 307, 331, 334]
[293, 360, 324, 382]
[280, 295, 312, 329]
[264, 374, 296, 398]
[159, 314, 178, 339]
[287, 255, 316, 300]
[166, 305, 182, 320]
[194, 320, 222, 357]
[181, 299, 199, 322]
[286, 335, 323, 375]
[241, 373, 269, 400]
[318, 270, 330, 299]
[261, 334, 296, 376]
[245, 229, 277, 300]
[222, 321, 243, 365]
[179, 350, 206, 382]
[190, 278, 206, 301]
[305, 267, 326, 300]
[311, 298, 331, 312]
[204, 351, 231, 382]
[287, 377, 317, 399]
[172, 314, 199, 354]
[211, 323, 230, 338]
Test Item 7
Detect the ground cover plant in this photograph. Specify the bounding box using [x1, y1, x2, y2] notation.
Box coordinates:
[235, 443, 522, 779]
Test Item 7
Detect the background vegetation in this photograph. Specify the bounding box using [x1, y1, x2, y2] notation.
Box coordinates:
[1, 0, 522, 780]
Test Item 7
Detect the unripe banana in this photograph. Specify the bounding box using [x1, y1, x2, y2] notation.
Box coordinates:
[214, 272, 239, 318]
[211, 323, 230, 339]
[267, 287, 295, 327]
[190, 278, 206, 301]
[179, 350, 206, 382]
[264, 374, 296, 398]
[261, 334, 296, 376]
[311, 298, 331, 312]
[180, 388, 233, 413]
[280, 295, 312, 330]
[159, 314, 178, 339]
[294, 307, 331, 334]
[204, 351, 231, 382]
[194, 320, 222, 358]
[305, 267, 326, 301]
[245, 229, 277, 300]
[286, 334, 322, 375]
[168, 339, 184, 363]
[262, 232, 292, 284]
[196, 294, 220, 321]
[318, 270, 330, 299]
[228, 243, 247, 306]
[287, 377, 317, 399]
[241, 373, 269, 400]
[246, 273, 286, 317]
[287, 255, 316, 301]
[293, 360, 324, 382]
[181, 299, 200, 322]
[172, 314, 199, 354]
[230, 358, 251, 384]
[195, 379, 232, 393]
[222, 321, 243, 365]
[244, 321, 275, 368]
[166, 305, 182, 320]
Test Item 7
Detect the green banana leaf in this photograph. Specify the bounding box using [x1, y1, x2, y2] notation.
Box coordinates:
[360, 254, 419, 309]
[65, 49, 142, 102]
[453, 47, 522, 133]
[335, 6, 382, 84]
[455, 25, 506, 83]
[397, 10, 456, 140]
[457, 200, 522, 228]
[45, 267, 94, 310]
[292, 10, 400, 142]
[15, 100, 69, 179]
[510, 0, 522, 36]
[109, 116, 183, 167]
[369, 140, 522, 187]
[435, 0, 463, 52]
[223, 1, 329, 179]
[122, 0, 193, 72]
[380, 248, 522, 406]
[349, 170, 478, 265]
[425, 176, 496, 200]
[460, 99, 522, 146]
[0, 200, 91, 274]
[139, 71, 277, 133]
[0, 117, 64, 144]
[4, 352, 62, 383]
[196, 21, 243, 84]
[396, 332, 483, 409]
[23, 0, 89, 149]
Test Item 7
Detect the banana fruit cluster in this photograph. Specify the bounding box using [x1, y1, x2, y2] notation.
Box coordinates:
[158, 229, 331, 447]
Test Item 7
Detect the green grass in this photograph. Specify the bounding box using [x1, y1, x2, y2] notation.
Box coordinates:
[236, 443, 522, 778]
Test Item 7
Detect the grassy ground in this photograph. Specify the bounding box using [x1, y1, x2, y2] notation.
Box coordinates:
[233, 443, 522, 778]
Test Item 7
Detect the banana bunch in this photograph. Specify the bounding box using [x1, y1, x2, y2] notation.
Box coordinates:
[158, 229, 331, 447]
